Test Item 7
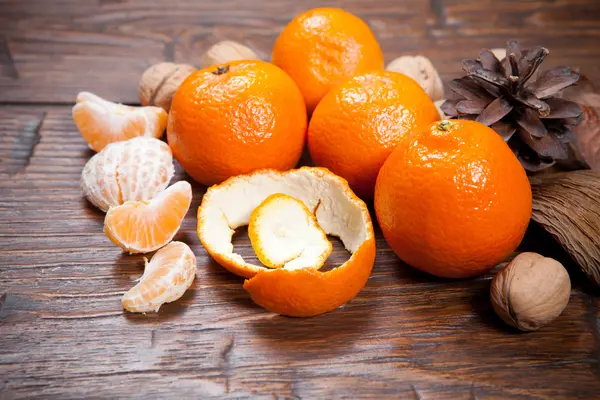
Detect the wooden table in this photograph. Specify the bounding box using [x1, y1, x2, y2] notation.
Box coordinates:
[1, 1, 599, 398]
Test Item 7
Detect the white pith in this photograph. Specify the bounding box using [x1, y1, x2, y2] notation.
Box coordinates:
[198, 168, 370, 272]
[81, 137, 174, 212]
[250, 194, 332, 270]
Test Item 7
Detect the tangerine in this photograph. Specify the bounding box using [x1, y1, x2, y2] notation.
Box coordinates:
[374, 120, 532, 278]
[167, 60, 307, 186]
[308, 70, 439, 199]
[104, 181, 192, 254]
[272, 8, 384, 112]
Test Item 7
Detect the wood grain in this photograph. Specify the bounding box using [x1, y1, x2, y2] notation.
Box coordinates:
[1, 1, 600, 398]
[1, 105, 599, 399]
[1, 0, 599, 103]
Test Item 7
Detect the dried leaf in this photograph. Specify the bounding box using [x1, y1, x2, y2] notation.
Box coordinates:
[518, 153, 555, 172]
[552, 128, 575, 144]
[509, 138, 555, 172]
[518, 46, 549, 86]
[490, 120, 516, 141]
[479, 49, 503, 74]
[456, 99, 489, 114]
[463, 60, 509, 88]
[476, 97, 513, 126]
[515, 91, 550, 116]
[542, 98, 583, 119]
[530, 170, 600, 287]
[528, 66, 580, 99]
[448, 77, 495, 101]
[508, 52, 520, 80]
[513, 107, 548, 137]
[457, 114, 478, 121]
[562, 114, 585, 126]
[518, 127, 569, 160]
[440, 100, 459, 117]
[505, 40, 522, 77]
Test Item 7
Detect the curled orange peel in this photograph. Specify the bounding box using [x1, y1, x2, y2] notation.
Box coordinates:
[248, 193, 332, 270]
[197, 167, 376, 317]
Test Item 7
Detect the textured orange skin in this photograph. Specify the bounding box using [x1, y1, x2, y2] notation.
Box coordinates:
[196, 167, 376, 316]
[167, 60, 307, 186]
[308, 71, 439, 199]
[272, 7, 384, 112]
[374, 120, 532, 278]
[244, 227, 375, 317]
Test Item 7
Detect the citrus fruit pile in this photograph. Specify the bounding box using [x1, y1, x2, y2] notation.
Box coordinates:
[72, 7, 533, 318]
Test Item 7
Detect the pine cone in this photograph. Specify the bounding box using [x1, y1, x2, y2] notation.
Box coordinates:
[442, 40, 583, 171]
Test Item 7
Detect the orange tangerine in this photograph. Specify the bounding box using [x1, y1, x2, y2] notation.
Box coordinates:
[197, 167, 376, 317]
[104, 181, 192, 254]
[122, 241, 197, 313]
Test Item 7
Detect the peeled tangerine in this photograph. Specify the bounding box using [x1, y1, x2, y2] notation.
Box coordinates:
[249, 193, 332, 270]
[197, 167, 376, 317]
[73, 91, 167, 152]
[81, 137, 174, 212]
[104, 181, 192, 254]
[122, 241, 197, 313]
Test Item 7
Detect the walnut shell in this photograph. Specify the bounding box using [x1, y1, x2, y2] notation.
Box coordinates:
[386, 55, 444, 101]
[490, 252, 571, 331]
[200, 41, 259, 68]
[139, 62, 196, 111]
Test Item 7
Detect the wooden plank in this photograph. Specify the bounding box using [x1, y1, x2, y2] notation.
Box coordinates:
[0, 104, 599, 398]
[1, 0, 600, 104]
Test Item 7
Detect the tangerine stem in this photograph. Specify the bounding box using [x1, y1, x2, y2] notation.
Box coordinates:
[212, 65, 230, 75]
[437, 120, 454, 131]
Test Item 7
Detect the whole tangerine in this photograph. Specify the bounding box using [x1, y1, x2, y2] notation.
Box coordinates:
[272, 7, 384, 112]
[308, 70, 439, 199]
[167, 60, 307, 186]
[374, 119, 532, 278]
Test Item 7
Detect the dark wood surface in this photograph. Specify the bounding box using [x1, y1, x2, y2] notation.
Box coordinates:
[1, 1, 599, 399]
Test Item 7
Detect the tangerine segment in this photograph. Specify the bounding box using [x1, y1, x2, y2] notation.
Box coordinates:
[81, 140, 124, 211]
[122, 241, 197, 313]
[73, 91, 167, 152]
[104, 181, 192, 254]
[81, 137, 174, 212]
[197, 167, 376, 317]
[248, 193, 332, 270]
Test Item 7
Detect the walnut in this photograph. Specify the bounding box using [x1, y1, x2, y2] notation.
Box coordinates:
[386, 55, 444, 101]
[139, 62, 196, 112]
[200, 41, 259, 68]
[490, 252, 571, 331]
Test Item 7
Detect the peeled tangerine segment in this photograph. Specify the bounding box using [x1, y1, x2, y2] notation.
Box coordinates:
[122, 241, 197, 313]
[249, 193, 332, 270]
[197, 167, 376, 317]
[73, 91, 167, 152]
[104, 181, 192, 254]
[81, 137, 174, 212]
